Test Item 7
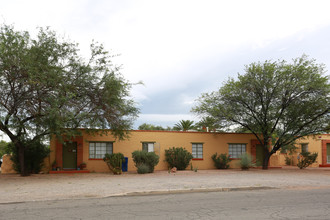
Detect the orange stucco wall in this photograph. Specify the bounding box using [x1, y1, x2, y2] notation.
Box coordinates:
[277, 134, 330, 167]
[50, 130, 258, 172]
[49, 131, 330, 173]
[1, 154, 51, 174]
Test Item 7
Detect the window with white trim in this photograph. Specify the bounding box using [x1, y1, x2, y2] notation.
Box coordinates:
[89, 142, 113, 159]
[228, 143, 246, 158]
[301, 143, 308, 153]
[192, 143, 203, 159]
[142, 142, 154, 152]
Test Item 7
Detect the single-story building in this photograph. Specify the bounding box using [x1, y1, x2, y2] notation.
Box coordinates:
[2, 130, 329, 174]
[49, 130, 330, 173]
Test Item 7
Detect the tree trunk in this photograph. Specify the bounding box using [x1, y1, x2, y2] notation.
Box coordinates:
[262, 153, 270, 170]
[262, 150, 275, 170]
[17, 143, 29, 176]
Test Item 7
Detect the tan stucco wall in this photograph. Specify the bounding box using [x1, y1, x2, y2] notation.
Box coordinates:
[1, 154, 51, 174]
[277, 134, 330, 167]
[1, 154, 16, 174]
[49, 131, 330, 173]
[57, 130, 257, 172]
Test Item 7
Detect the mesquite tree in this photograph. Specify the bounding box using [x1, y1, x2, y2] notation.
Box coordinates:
[193, 55, 329, 169]
[0, 25, 139, 176]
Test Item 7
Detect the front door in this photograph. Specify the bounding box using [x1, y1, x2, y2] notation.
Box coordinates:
[256, 144, 265, 166]
[62, 142, 77, 169]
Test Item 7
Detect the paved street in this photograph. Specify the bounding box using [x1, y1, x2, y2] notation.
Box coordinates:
[2, 168, 330, 219]
[1, 188, 330, 219]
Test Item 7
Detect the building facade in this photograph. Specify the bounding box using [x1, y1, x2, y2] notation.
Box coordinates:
[2, 131, 329, 174]
[49, 130, 330, 173]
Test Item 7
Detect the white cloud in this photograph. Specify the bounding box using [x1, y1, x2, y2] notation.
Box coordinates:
[1, 0, 330, 136]
[135, 113, 199, 128]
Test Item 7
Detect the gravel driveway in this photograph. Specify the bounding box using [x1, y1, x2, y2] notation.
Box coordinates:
[2, 167, 330, 204]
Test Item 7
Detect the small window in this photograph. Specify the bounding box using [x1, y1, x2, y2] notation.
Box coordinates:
[89, 142, 113, 159]
[301, 144, 308, 153]
[192, 143, 203, 159]
[142, 142, 154, 152]
[228, 143, 246, 159]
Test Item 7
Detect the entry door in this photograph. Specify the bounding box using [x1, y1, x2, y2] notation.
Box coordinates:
[256, 144, 265, 166]
[62, 142, 77, 169]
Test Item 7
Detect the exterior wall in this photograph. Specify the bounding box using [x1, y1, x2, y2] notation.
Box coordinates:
[1, 154, 51, 174]
[52, 130, 257, 172]
[50, 130, 330, 173]
[278, 134, 330, 167]
[1, 154, 16, 174]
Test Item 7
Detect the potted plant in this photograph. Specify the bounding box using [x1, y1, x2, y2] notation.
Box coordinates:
[51, 160, 57, 171]
[80, 162, 87, 170]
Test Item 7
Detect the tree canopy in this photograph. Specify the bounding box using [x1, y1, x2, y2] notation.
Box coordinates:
[138, 123, 169, 131]
[193, 55, 330, 169]
[173, 120, 195, 131]
[0, 25, 139, 175]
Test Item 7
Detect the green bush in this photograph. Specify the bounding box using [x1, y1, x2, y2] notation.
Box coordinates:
[164, 147, 193, 170]
[285, 156, 293, 166]
[8, 139, 50, 174]
[239, 153, 254, 170]
[297, 152, 318, 169]
[0, 140, 9, 159]
[137, 163, 150, 174]
[132, 150, 159, 173]
[211, 153, 230, 169]
[103, 153, 125, 174]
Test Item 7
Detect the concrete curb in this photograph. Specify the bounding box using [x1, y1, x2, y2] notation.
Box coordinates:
[113, 186, 277, 197]
[0, 186, 276, 204]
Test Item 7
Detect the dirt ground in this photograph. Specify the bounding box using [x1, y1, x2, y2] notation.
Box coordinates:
[2, 167, 330, 204]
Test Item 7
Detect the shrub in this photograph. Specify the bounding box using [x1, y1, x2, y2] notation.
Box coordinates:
[137, 163, 150, 174]
[103, 153, 125, 175]
[239, 153, 254, 170]
[285, 156, 293, 166]
[297, 152, 318, 169]
[164, 147, 193, 170]
[132, 150, 159, 173]
[7, 139, 50, 174]
[211, 153, 230, 169]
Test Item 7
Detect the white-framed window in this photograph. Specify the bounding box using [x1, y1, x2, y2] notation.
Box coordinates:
[192, 143, 203, 159]
[142, 142, 154, 152]
[89, 142, 113, 159]
[228, 143, 246, 159]
[301, 143, 308, 153]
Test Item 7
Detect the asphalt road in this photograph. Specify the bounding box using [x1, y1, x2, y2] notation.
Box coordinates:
[1, 188, 330, 219]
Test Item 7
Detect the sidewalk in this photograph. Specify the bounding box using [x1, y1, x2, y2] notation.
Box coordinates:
[1, 167, 330, 204]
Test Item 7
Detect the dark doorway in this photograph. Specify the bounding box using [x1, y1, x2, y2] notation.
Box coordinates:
[256, 144, 265, 166]
[62, 142, 77, 169]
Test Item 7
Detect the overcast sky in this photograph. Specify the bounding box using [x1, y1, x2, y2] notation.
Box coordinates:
[1, 0, 330, 134]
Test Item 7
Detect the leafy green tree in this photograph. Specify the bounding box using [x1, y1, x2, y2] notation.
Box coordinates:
[193, 55, 329, 169]
[138, 123, 167, 131]
[0, 25, 139, 176]
[173, 120, 195, 131]
[195, 116, 223, 132]
[6, 139, 50, 174]
[0, 140, 9, 158]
